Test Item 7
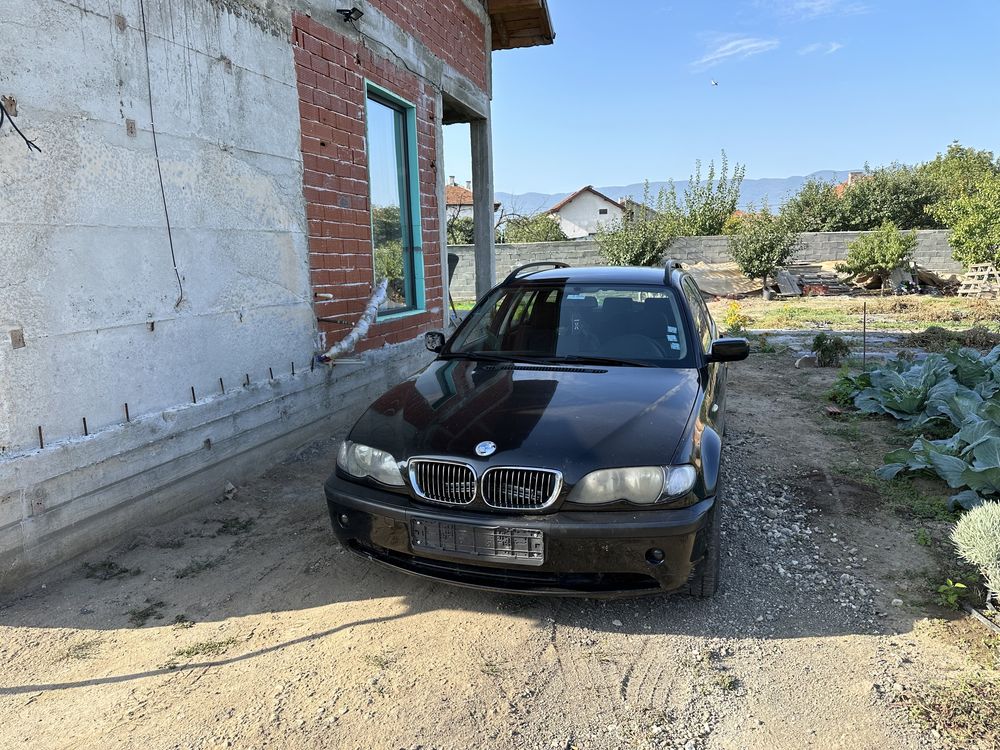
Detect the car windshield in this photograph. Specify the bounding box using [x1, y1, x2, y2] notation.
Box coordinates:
[446, 282, 693, 367]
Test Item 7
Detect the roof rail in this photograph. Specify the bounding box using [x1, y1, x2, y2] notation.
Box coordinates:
[502, 261, 570, 285]
[663, 258, 683, 284]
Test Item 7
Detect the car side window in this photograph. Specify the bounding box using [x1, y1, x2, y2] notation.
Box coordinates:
[682, 278, 713, 352]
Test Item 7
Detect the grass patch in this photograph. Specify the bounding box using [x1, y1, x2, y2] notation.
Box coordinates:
[905, 678, 1000, 748]
[833, 463, 956, 522]
[175, 555, 224, 579]
[61, 638, 102, 661]
[172, 637, 237, 659]
[363, 650, 399, 670]
[901, 325, 1000, 352]
[127, 600, 165, 627]
[83, 559, 141, 581]
[706, 295, 1000, 335]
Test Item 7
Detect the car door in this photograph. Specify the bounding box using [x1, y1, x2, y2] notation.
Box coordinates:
[681, 277, 727, 433]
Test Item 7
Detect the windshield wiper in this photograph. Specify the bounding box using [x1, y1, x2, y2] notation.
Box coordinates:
[537, 354, 658, 368]
[439, 351, 527, 363]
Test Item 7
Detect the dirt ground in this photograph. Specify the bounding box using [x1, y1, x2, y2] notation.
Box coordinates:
[1, 352, 994, 750]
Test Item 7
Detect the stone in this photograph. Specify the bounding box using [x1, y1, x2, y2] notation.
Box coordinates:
[795, 355, 818, 369]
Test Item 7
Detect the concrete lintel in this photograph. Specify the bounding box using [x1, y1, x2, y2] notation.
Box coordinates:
[470, 113, 496, 299]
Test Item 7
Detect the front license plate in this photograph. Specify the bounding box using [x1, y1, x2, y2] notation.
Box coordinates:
[410, 519, 544, 565]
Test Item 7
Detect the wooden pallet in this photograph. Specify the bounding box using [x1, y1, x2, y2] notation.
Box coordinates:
[781, 262, 855, 296]
[958, 263, 1000, 297]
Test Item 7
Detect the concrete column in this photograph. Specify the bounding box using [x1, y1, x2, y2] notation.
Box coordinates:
[470, 111, 495, 299]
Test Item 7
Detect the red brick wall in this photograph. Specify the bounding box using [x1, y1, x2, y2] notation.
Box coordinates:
[369, 0, 488, 91]
[292, 6, 487, 353]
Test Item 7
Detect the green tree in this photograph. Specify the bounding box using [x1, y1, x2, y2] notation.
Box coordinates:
[921, 142, 1000, 205]
[780, 178, 841, 232]
[446, 215, 475, 245]
[503, 213, 568, 243]
[835, 221, 917, 280]
[921, 142, 1000, 230]
[727, 207, 801, 296]
[596, 182, 676, 266]
[834, 164, 943, 230]
[937, 172, 1000, 267]
[662, 151, 746, 236]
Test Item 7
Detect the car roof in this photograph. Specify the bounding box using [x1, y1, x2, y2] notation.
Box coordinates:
[510, 265, 675, 286]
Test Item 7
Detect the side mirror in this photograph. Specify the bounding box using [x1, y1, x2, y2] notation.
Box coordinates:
[425, 330, 446, 353]
[708, 337, 750, 363]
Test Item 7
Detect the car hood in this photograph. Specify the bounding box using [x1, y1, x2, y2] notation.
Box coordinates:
[349, 359, 701, 482]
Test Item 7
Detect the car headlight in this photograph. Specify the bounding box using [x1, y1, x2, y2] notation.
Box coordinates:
[337, 440, 405, 486]
[567, 465, 697, 506]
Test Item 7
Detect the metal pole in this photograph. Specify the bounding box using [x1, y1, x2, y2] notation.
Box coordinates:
[862, 299, 867, 370]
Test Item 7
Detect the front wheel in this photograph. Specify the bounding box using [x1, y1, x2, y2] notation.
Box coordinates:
[685, 495, 722, 598]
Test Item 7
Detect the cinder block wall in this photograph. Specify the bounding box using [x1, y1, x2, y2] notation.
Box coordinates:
[448, 229, 961, 299]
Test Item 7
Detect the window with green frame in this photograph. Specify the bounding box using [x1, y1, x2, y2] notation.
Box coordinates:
[366, 86, 423, 314]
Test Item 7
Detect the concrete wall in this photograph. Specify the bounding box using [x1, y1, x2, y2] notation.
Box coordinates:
[448, 229, 962, 299]
[551, 191, 623, 239]
[0, 0, 489, 587]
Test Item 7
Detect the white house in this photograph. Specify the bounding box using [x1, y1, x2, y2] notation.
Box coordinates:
[548, 185, 624, 239]
[445, 177, 500, 221]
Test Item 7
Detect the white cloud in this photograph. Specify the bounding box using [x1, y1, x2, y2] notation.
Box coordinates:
[798, 41, 845, 55]
[766, 0, 868, 20]
[690, 35, 780, 70]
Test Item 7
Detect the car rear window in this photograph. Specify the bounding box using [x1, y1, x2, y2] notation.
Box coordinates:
[448, 282, 694, 367]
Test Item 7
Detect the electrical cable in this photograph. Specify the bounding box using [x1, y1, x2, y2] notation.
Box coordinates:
[138, 0, 185, 310]
[0, 101, 41, 152]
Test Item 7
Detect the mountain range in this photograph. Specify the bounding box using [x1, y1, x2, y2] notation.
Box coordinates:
[495, 170, 857, 215]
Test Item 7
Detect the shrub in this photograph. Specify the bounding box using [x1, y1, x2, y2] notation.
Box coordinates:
[721, 212, 745, 236]
[933, 172, 1000, 268]
[836, 221, 918, 279]
[597, 182, 675, 266]
[721, 301, 751, 335]
[664, 151, 746, 236]
[811, 332, 851, 367]
[780, 178, 841, 232]
[951, 501, 1000, 602]
[446, 215, 474, 245]
[503, 213, 568, 244]
[727, 207, 801, 295]
[833, 164, 944, 231]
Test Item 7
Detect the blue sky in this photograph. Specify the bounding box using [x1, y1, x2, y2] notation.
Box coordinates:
[444, 0, 1000, 195]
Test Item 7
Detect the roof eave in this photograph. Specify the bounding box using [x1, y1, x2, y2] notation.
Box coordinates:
[488, 0, 556, 51]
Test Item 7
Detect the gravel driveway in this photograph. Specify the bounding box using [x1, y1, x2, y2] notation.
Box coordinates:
[0, 353, 968, 749]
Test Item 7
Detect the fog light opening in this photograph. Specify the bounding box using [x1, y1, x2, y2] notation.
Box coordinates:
[338, 513, 350, 528]
[645, 548, 665, 566]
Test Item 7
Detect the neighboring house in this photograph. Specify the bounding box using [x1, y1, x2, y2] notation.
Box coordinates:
[834, 170, 868, 197]
[548, 185, 624, 239]
[445, 177, 500, 221]
[0, 0, 555, 587]
[621, 197, 659, 222]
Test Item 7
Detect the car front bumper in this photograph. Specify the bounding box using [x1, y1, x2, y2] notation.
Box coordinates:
[324, 473, 715, 597]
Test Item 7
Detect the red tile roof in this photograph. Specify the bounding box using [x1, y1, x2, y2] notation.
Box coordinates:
[445, 184, 474, 206]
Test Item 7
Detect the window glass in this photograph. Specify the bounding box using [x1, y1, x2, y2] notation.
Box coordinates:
[448, 283, 693, 367]
[367, 93, 415, 312]
[682, 278, 713, 351]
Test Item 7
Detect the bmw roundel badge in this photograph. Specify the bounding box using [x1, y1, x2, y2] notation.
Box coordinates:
[475, 441, 497, 457]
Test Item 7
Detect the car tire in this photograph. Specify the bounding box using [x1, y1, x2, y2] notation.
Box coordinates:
[685, 494, 722, 598]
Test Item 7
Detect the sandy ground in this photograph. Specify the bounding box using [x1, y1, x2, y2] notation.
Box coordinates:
[0, 353, 987, 750]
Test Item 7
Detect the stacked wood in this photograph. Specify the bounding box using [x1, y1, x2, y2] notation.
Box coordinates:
[958, 263, 1000, 297]
[780, 261, 855, 296]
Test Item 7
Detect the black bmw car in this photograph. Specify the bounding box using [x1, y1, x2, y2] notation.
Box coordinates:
[324, 262, 749, 596]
